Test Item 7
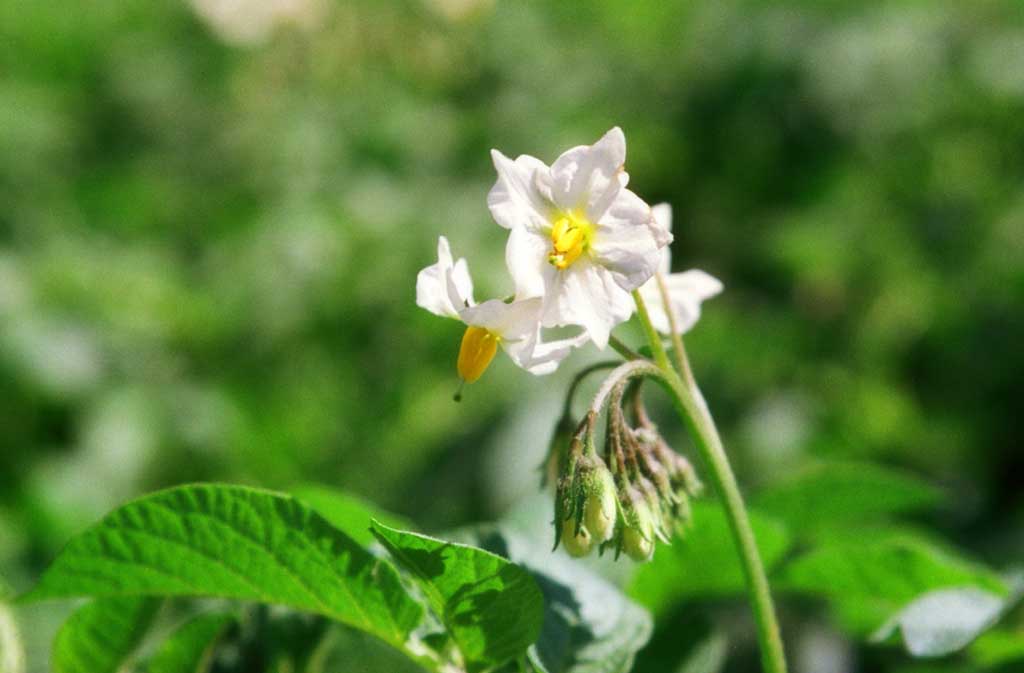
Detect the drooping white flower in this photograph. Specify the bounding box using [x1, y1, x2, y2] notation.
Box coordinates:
[488, 127, 671, 349]
[638, 204, 723, 334]
[416, 236, 587, 383]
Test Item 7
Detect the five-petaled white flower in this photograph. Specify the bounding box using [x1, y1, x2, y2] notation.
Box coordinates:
[487, 127, 672, 349]
[637, 204, 723, 335]
[416, 236, 587, 384]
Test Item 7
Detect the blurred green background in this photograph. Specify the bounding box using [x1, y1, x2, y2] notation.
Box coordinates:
[1, 0, 1022, 671]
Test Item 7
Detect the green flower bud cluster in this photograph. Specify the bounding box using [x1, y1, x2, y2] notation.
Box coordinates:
[551, 391, 703, 563]
[553, 433, 618, 558]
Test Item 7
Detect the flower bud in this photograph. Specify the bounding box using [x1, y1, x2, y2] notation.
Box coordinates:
[622, 523, 654, 562]
[541, 413, 576, 488]
[666, 450, 703, 497]
[618, 484, 656, 562]
[560, 518, 593, 557]
[582, 466, 617, 544]
[638, 447, 673, 500]
[670, 489, 693, 533]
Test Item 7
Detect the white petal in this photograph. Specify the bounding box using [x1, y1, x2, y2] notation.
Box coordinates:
[542, 260, 634, 349]
[650, 204, 675, 274]
[667, 269, 723, 301]
[590, 189, 664, 291]
[459, 296, 543, 340]
[549, 127, 627, 219]
[642, 269, 723, 334]
[450, 258, 474, 306]
[652, 203, 673, 234]
[504, 328, 589, 375]
[487, 150, 553, 232]
[647, 206, 674, 251]
[657, 246, 672, 275]
[638, 278, 672, 334]
[416, 236, 474, 319]
[505, 224, 554, 299]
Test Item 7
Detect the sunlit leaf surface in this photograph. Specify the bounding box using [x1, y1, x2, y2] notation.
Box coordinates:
[372, 522, 544, 673]
[27, 485, 424, 652]
[451, 525, 653, 673]
[52, 597, 159, 673]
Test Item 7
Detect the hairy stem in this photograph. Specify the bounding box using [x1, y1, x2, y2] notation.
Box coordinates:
[608, 335, 643, 361]
[588, 359, 661, 423]
[631, 290, 788, 673]
[562, 361, 620, 417]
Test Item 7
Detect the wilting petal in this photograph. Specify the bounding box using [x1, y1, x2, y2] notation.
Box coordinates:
[416, 236, 474, 319]
[542, 259, 634, 349]
[488, 150, 553, 232]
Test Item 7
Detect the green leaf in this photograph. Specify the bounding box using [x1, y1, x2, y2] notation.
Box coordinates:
[970, 628, 1024, 667]
[148, 612, 236, 673]
[53, 597, 160, 673]
[25, 484, 424, 653]
[780, 533, 1008, 635]
[292, 483, 412, 547]
[754, 461, 942, 534]
[628, 501, 791, 614]
[872, 587, 1006, 658]
[371, 522, 544, 673]
[452, 525, 652, 673]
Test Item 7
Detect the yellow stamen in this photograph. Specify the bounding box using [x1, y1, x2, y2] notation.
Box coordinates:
[548, 211, 592, 270]
[457, 326, 499, 383]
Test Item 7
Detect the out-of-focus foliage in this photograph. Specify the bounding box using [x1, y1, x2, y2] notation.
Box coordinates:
[1, 0, 1023, 672]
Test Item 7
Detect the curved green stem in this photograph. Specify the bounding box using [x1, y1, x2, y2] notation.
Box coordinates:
[631, 290, 788, 673]
[562, 361, 620, 417]
[654, 271, 691, 379]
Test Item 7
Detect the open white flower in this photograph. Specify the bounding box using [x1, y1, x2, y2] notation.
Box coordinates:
[638, 204, 723, 334]
[416, 236, 587, 383]
[488, 127, 671, 349]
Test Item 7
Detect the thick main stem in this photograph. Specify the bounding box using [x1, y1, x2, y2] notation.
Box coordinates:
[631, 291, 787, 673]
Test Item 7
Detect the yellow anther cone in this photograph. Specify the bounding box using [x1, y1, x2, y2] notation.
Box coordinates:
[457, 326, 499, 383]
[548, 212, 592, 270]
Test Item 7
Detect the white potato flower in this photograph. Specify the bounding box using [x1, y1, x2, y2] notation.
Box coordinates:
[638, 204, 723, 334]
[416, 236, 587, 384]
[487, 127, 671, 349]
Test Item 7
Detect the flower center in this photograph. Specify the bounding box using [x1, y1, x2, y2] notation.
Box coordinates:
[548, 211, 593, 270]
[457, 326, 500, 383]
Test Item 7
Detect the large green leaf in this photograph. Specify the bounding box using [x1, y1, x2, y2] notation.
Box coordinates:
[25, 485, 424, 654]
[780, 532, 1008, 635]
[372, 522, 544, 673]
[628, 501, 791, 614]
[52, 597, 160, 673]
[451, 525, 653, 673]
[292, 483, 412, 547]
[148, 612, 236, 673]
[753, 461, 941, 534]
